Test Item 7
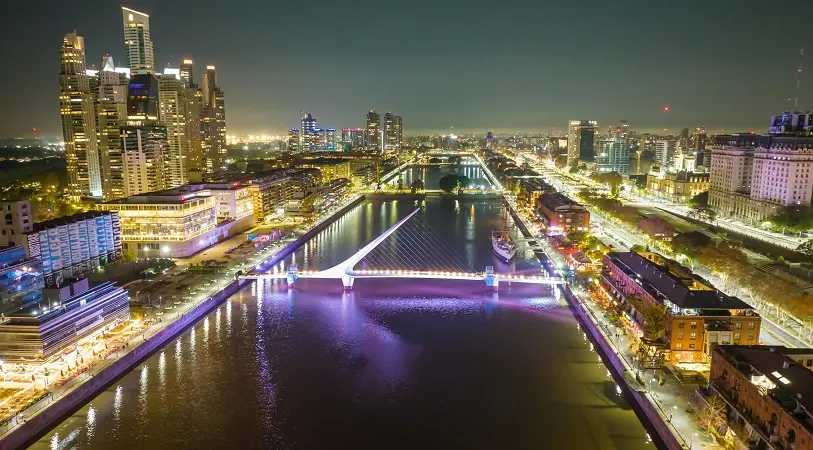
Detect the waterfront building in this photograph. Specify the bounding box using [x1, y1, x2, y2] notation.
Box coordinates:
[98, 183, 254, 257]
[247, 172, 293, 223]
[366, 110, 381, 152]
[296, 158, 353, 183]
[0, 280, 129, 360]
[518, 179, 554, 208]
[22, 211, 121, 288]
[351, 165, 376, 188]
[601, 251, 761, 363]
[566, 120, 597, 167]
[201, 66, 227, 172]
[60, 32, 101, 199]
[534, 192, 590, 232]
[710, 345, 813, 450]
[709, 112, 813, 222]
[0, 200, 33, 247]
[0, 246, 44, 316]
[158, 71, 188, 187]
[653, 139, 678, 169]
[596, 137, 630, 174]
[122, 6, 155, 75]
[342, 128, 366, 149]
[385, 112, 403, 151]
[646, 171, 710, 203]
[96, 56, 128, 200]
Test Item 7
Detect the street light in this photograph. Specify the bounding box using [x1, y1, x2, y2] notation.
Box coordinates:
[670, 405, 677, 422]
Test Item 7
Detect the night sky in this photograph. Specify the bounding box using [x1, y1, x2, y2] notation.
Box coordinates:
[2, 0, 811, 138]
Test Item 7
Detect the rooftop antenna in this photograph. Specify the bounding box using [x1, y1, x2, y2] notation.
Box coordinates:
[794, 48, 804, 110]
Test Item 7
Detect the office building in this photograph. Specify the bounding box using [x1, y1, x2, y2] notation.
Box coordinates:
[299, 113, 316, 153]
[366, 110, 381, 152]
[96, 56, 128, 200]
[385, 112, 403, 151]
[122, 7, 155, 75]
[653, 139, 678, 168]
[646, 171, 710, 203]
[179, 58, 194, 88]
[158, 71, 188, 187]
[201, 66, 227, 172]
[566, 120, 597, 167]
[287, 128, 299, 153]
[183, 86, 204, 174]
[60, 32, 101, 199]
[601, 251, 760, 363]
[0, 201, 33, 247]
[534, 193, 590, 232]
[23, 211, 121, 288]
[709, 112, 813, 222]
[0, 281, 129, 360]
[342, 128, 366, 149]
[0, 246, 44, 316]
[324, 128, 338, 150]
[710, 345, 813, 450]
[98, 183, 254, 257]
[122, 124, 168, 196]
[596, 137, 630, 174]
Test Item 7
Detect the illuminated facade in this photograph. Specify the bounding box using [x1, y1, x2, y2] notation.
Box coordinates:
[248, 173, 293, 222]
[23, 211, 121, 288]
[97, 55, 128, 200]
[99, 183, 254, 257]
[122, 125, 168, 196]
[385, 112, 403, 151]
[201, 66, 227, 172]
[601, 251, 760, 364]
[296, 158, 352, 183]
[366, 110, 381, 152]
[534, 192, 590, 232]
[342, 128, 366, 149]
[122, 6, 155, 75]
[179, 58, 194, 88]
[60, 32, 101, 199]
[0, 246, 43, 316]
[653, 139, 678, 168]
[596, 137, 630, 174]
[566, 120, 597, 167]
[646, 171, 709, 203]
[158, 72, 188, 187]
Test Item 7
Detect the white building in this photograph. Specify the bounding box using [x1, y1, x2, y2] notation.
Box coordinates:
[122, 7, 155, 75]
[158, 71, 188, 187]
[0, 201, 33, 247]
[653, 139, 678, 168]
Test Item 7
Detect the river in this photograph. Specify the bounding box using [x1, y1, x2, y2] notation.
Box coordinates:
[31, 198, 651, 450]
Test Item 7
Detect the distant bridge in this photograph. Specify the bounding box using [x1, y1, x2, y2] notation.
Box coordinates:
[242, 208, 563, 289]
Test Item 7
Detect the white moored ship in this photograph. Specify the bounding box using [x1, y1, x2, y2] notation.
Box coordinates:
[491, 231, 517, 262]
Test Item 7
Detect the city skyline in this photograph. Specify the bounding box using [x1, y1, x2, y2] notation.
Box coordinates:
[2, 0, 812, 138]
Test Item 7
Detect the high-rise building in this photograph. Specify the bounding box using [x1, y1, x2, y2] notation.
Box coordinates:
[60, 32, 101, 199]
[596, 138, 630, 174]
[158, 70, 188, 187]
[385, 112, 403, 151]
[122, 73, 167, 196]
[183, 87, 204, 173]
[300, 113, 316, 153]
[342, 128, 366, 149]
[653, 139, 678, 168]
[566, 120, 597, 167]
[122, 7, 155, 75]
[325, 128, 338, 150]
[366, 110, 381, 152]
[96, 55, 128, 201]
[201, 66, 227, 172]
[179, 58, 194, 88]
[0, 201, 34, 247]
[287, 128, 299, 152]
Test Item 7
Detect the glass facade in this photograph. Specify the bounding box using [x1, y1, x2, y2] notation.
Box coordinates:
[0, 246, 44, 316]
[99, 196, 217, 241]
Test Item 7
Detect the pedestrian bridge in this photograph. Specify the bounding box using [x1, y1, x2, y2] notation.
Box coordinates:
[242, 208, 564, 289]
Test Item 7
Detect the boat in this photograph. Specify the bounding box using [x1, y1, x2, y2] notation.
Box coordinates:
[492, 231, 517, 262]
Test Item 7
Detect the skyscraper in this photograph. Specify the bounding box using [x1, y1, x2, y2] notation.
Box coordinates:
[653, 139, 678, 168]
[96, 55, 128, 200]
[158, 70, 188, 187]
[287, 128, 299, 152]
[60, 32, 101, 199]
[122, 73, 168, 195]
[122, 7, 155, 75]
[183, 87, 204, 173]
[342, 128, 366, 149]
[300, 113, 316, 152]
[179, 59, 194, 88]
[200, 66, 227, 172]
[596, 138, 630, 174]
[566, 120, 597, 167]
[385, 112, 403, 151]
[366, 110, 381, 152]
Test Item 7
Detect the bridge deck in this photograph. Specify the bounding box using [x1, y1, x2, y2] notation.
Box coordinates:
[244, 270, 563, 285]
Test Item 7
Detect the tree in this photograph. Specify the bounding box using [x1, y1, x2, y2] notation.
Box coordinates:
[688, 190, 709, 207]
[566, 230, 588, 244]
[594, 172, 624, 197]
[630, 244, 646, 252]
[797, 239, 813, 263]
[689, 204, 717, 223]
[638, 217, 677, 240]
[671, 231, 711, 262]
[568, 165, 579, 174]
[429, 157, 442, 164]
[697, 395, 727, 435]
[769, 205, 813, 233]
[554, 155, 568, 169]
[448, 155, 463, 165]
[438, 174, 470, 194]
[410, 179, 424, 194]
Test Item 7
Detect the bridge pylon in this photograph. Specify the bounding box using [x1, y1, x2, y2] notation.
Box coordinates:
[484, 266, 499, 290]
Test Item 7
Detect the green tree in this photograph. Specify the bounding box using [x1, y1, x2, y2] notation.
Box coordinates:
[797, 239, 813, 263]
[630, 244, 646, 252]
[554, 155, 568, 169]
[566, 230, 588, 244]
[688, 190, 709, 207]
[595, 172, 624, 197]
[770, 205, 813, 233]
[689, 204, 717, 223]
[410, 179, 424, 194]
[671, 231, 711, 263]
[438, 174, 470, 194]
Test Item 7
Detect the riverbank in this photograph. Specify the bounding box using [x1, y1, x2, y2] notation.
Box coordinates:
[3, 195, 367, 450]
[501, 195, 680, 450]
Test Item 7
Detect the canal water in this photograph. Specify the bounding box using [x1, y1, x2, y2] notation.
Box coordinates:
[387, 165, 493, 190]
[31, 199, 651, 450]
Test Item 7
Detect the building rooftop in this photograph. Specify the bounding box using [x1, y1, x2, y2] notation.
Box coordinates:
[536, 192, 584, 211]
[102, 182, 248, 205]
[716, 345, 813, 429]
[606, 251, 753, 311]
[33, 211, 115, 232]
